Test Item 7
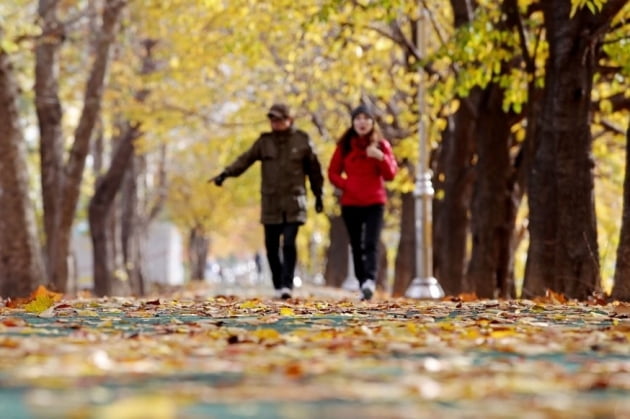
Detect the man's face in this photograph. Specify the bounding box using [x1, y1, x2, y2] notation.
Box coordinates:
[269, 116, 292, 131]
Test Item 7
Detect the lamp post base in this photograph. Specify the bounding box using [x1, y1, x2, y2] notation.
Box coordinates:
[405, 277, 444, 299]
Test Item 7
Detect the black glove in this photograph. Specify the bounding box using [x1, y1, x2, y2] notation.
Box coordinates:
[212, 172, 227, 187]
[315, 196, 324, 213]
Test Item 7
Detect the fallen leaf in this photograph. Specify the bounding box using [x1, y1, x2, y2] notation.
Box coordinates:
[24, 295, 56, 314]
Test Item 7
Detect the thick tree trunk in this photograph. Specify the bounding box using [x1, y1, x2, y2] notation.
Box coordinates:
[89, 124, 139, 297]
[119, 41, 159, 295]
[393, 191, 415, 296]
[524, 0, 625, 299]
[612, 123, 630, 300]
[35, 0, 64, 287]
[433, 96, 477, 295]
[36, 0, 125, 292]
[189, 225, 210, 281]
[467, 83, 513, 298]
[324, 215, 349, 287]
[428, 0, 479, 297]
[0, 50, 46, 298]
[121, 156, 145, 295]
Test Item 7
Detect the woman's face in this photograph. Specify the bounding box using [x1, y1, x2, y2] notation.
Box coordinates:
[353, 113, 374, 136]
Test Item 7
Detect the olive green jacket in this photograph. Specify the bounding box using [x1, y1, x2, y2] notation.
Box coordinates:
[223, 127, 324, 225]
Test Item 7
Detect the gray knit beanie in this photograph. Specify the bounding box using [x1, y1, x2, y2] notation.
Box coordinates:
[350, 104, 375, 122]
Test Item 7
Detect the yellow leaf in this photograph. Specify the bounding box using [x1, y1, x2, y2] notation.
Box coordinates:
[95, 395, 177, 419]
[490, 329, 516, 338]
[239, 300, 262, 309]
[76, 310, 100, 317]
[279, 307, 295, 316]
[252, 328, 281, 340]
[24, 295, 55, 314]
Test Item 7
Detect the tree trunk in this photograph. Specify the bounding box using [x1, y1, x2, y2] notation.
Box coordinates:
[89, 124, 139, 297]
[36, 0, 126, 292]
[376, 239, 388, 291]
[0, 50, 46, 298]
[121, 156, 145, 295]
[433, 95, 477, 295]
[189, 225, 210, 281]
[524, 0, 625, 299]
[427, 0, 479, 297]
[119, 40, 160, 295]
[324, 215, 349, 287]
[467, 83, 513, 298]
[612, 123, 630, 300]
[35, 0, 64, 287]
[393, 191, 415, 296]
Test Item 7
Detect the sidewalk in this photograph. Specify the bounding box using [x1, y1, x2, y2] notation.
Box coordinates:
[159, 278, 361, 301]
[1, 284, 630, 418]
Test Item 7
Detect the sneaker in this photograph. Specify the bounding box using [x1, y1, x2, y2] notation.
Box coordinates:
[280, 287, 292, 300]
[361, 279, 375, 301]
[273, 289, 282, 299]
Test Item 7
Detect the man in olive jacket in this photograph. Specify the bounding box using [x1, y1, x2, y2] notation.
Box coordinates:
[212, 104, 324, 300]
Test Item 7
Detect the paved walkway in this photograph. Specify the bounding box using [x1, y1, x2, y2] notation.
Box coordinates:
[2, 282, 630, 418]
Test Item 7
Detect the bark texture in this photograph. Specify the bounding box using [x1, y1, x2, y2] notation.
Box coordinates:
[36, 0, 126, 292]
[524, 0, 626, 299]
[324, 215, 349, 287]
[612, 123, 630, 300]
[467, 83, 514, 298]
[0, 50, 46, 298]
[89, 124, 140, 297]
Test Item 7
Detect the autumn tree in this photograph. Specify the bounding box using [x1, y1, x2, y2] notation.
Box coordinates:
[0, 32, 46, 298]
[523, 0, 628, 299]
[35, 0, 126, 293]
[613, 123, 630, 300]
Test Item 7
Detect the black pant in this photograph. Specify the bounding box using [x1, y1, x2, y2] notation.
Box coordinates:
[264, 222, 300, 290]
[341, 204, 384, 286]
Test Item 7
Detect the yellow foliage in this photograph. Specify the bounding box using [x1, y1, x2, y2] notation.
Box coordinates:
[279, 307, 295, 316]
[95, 395, 177, 419]
[252, 328, 281, 340]
[24, 295, 56, 314]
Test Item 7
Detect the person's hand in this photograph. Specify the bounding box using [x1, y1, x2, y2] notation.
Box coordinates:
[315, 196, 324, 213]
[366, 144, 384, 160]
[212, 172, 227, 186]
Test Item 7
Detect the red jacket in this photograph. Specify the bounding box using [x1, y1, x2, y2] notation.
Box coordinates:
[328, 137, 398, 206]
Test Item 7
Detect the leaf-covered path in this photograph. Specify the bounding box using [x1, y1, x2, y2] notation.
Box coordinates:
[2, 285, 630, 418]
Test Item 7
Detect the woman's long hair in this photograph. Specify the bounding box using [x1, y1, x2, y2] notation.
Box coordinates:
[337, 122, 384, 155]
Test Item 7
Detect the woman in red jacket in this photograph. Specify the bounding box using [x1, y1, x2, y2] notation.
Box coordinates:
[328, 105, 398, 300]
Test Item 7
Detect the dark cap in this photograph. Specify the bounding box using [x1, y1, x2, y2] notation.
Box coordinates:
[350, 104, 375, 121]
[267, 103, 291, 120]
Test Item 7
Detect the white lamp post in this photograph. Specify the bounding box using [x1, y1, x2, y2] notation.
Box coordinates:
[405, 10, 444, 300]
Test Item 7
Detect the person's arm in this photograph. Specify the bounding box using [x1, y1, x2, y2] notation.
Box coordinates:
[303, 136, 324, 212]
[304, 139, 324, 198]
[327, 146, 347, 189]
[213, 137, 262, 186]
[375, 139, 397, 181]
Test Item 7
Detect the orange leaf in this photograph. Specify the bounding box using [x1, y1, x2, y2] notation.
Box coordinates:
[533, 289, 567, 304]
[456, 292, 478, 302]
[284, 362, 304, 378]
[1, 317, 26, 327]
[545, 289, 567, 304]
[613, 303, 630, 315]
[30, 285, 63, 302]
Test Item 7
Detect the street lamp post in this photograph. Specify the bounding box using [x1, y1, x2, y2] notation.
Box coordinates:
[405, 11, 444, 300]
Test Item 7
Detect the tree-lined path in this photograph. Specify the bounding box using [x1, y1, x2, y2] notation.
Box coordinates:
[1, 285, 630, 418]
[1, 1, 630, 417]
